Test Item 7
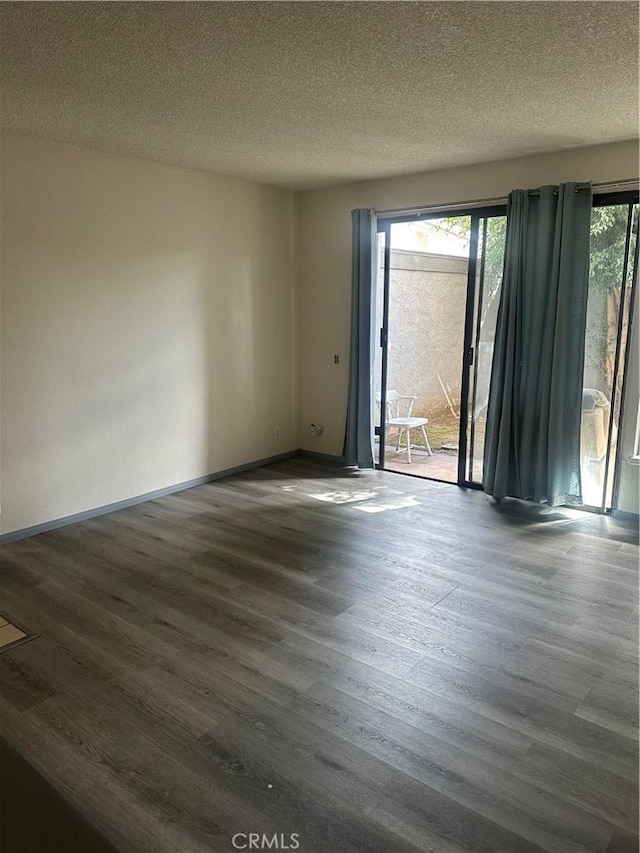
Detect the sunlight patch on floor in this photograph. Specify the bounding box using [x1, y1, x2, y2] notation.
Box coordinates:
[310, 489, 379, 504]
[352, 495, 421, 513]
[308, 489, 421, 513]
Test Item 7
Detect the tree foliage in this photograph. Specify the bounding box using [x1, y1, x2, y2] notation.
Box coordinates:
[430, 203, 637, 296]
[589, 205, 635, 295]
[429, 204, 637, 393]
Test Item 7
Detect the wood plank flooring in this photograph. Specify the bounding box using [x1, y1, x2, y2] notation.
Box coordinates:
[0, 458, 638, 853]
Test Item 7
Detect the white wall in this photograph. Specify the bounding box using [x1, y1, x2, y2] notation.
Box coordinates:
[296, 140, 640, 512]
[1, 134, 296, 535]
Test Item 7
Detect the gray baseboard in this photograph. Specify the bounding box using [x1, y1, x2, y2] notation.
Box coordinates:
[0, 451, 297, 545]
[2, 448, 634, 545]
[610, 508, 640, 524]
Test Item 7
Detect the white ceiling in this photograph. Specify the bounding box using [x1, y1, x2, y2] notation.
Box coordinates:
[1, 2, 638, 190]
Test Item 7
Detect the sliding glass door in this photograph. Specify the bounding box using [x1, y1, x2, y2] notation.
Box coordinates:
[582, 195, 639, 511]
[376, 191, 638, 513]
[375, 207, 505, 486]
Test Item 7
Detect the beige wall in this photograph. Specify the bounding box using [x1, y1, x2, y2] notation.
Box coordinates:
[296, 140, 640, 512]
[1, 134, 296, 534]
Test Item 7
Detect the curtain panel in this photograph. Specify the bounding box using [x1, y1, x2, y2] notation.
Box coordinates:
[344, 209, 377, 468]
[483, 183, 593, 506]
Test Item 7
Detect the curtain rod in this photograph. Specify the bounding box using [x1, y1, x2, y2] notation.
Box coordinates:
[528, 181, 596, 197]
[375, 178, 639, 218]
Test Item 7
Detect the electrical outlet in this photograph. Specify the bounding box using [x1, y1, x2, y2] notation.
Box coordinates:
[274, 427, 281, 439]
[310, 423, 324, 438]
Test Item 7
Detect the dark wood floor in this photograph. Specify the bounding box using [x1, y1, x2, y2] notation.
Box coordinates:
[1, 458, 638, 853]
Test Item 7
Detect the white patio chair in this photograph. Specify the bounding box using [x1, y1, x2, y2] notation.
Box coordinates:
[376, 390, 432, 464]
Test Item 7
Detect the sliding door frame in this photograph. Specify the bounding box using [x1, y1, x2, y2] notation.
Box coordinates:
[376, 222, 392, 470]
[592, 191, 639, 513]
[458, 213, 481, 487]
[376, 204, 506, 486]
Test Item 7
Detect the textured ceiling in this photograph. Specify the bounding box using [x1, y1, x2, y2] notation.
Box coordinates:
[1, 2, 638, 189]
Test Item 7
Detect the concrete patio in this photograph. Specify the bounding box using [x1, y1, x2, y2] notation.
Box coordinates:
[379, 445, 459, 482]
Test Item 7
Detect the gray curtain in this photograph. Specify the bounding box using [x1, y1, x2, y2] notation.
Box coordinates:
[483, 182, 592, 506]
[344, 209, 377, 467]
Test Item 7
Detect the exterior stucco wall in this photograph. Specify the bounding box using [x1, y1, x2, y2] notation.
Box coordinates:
[376, 249, 467, 417]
